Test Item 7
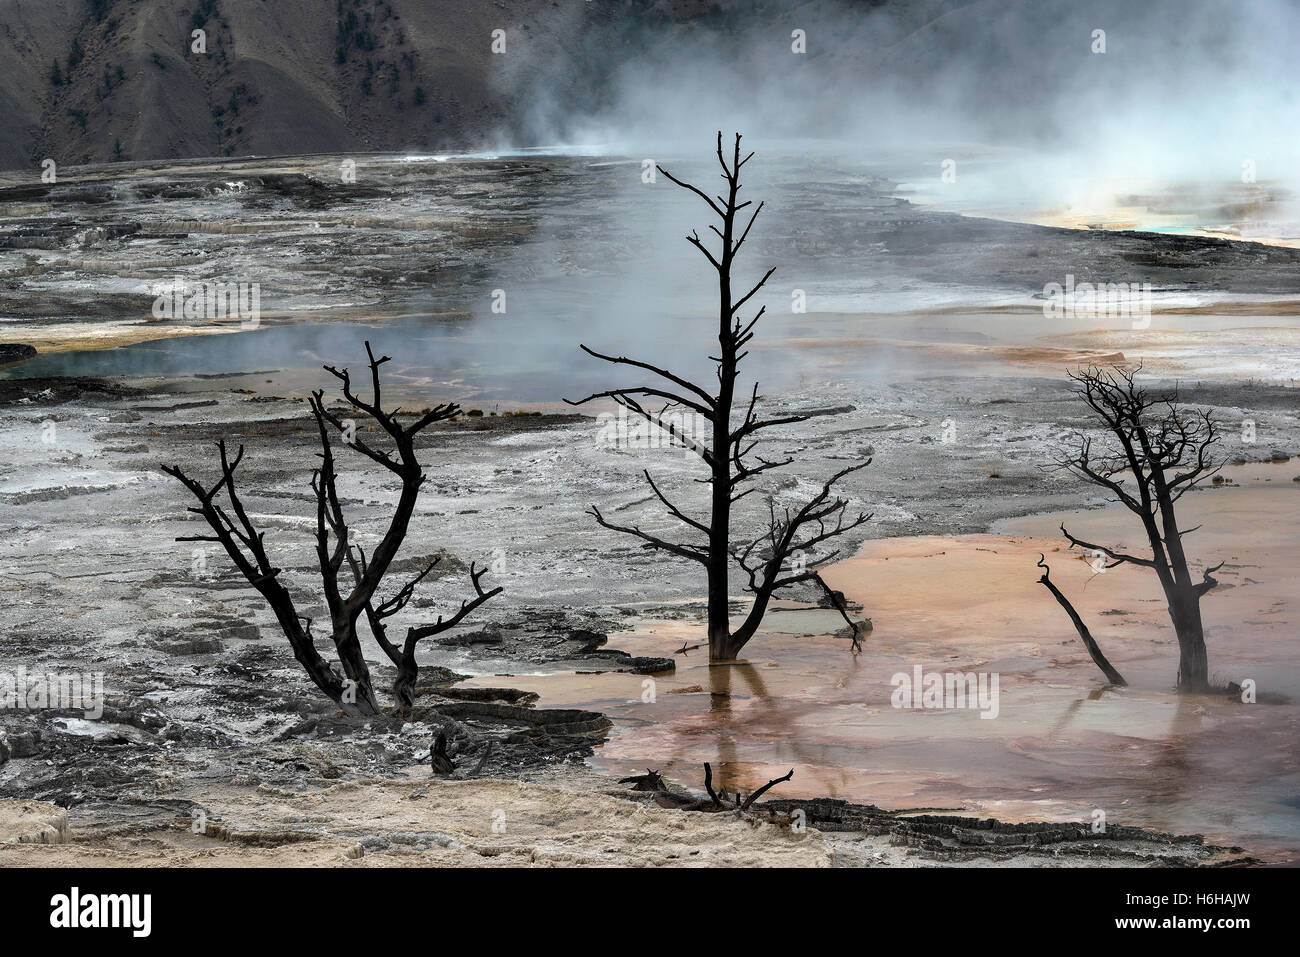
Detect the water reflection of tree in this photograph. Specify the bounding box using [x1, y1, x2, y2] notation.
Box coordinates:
[1046, 686, 1199, 831]
[660, 650, 862, 800]
[1046, 685, 1109, 737]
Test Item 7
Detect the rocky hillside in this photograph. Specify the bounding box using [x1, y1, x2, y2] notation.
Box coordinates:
[0, 0, 1054, 172]
[0, 0, 651, 170]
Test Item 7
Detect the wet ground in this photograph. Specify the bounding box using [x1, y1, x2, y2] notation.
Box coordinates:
[462, 466, 1298, 860]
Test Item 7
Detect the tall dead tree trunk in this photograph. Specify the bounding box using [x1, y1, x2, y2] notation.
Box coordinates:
[567, 132, 870, 662]
[164, 342, 501, 716]
[1054, 364, 1223, 692]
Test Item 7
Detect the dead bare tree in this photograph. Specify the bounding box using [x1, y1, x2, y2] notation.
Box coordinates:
[1036, 554, 1127, 686]
[567, 132, 870, 661]
[1052, 365, 1223, 691]
[163, 342, 501, 716]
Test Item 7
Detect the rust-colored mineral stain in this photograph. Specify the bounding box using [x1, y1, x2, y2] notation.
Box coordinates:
[461, 466, 1300, 859]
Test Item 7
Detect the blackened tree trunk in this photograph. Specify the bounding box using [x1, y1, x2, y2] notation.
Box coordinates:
[1036, 554, 1126, 686]
[706, 140, 740, 661]
[1054, 365, 1223, 692]
[568, 133, 870, 662]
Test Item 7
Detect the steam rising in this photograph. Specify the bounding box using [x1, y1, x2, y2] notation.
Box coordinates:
[501, 0, 1300, 216]
[466, 0, 1300, 397]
